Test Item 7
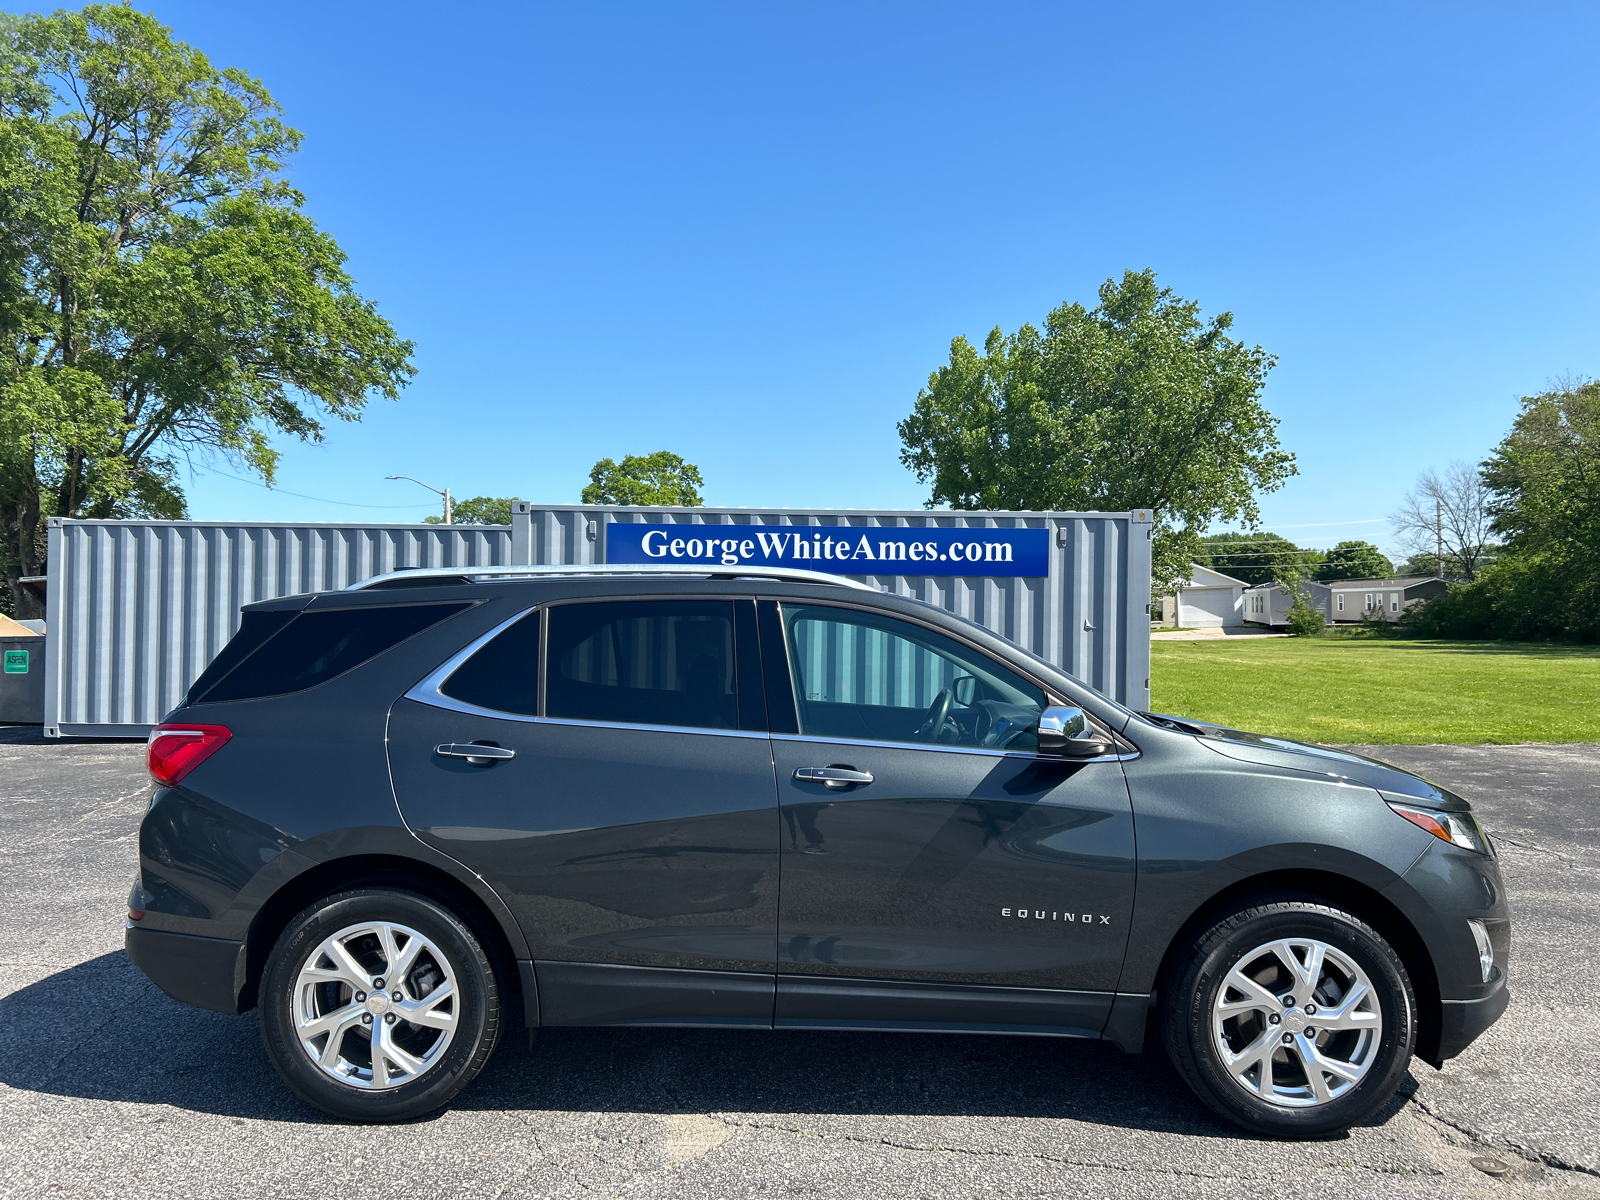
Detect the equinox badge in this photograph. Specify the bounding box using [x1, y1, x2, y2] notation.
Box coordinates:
[1002, 908, 1112, 925]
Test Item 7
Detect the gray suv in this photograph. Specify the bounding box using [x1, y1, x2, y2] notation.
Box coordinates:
[125, 566, 1509, 1136]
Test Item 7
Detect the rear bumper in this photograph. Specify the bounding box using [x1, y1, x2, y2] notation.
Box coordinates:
[1433, 985, 1510, 1064]
[125, 925, 244, 1015]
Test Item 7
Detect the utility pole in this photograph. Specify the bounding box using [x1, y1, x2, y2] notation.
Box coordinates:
[387, 475, 453, 524]
[1436, 498, 1443, 578]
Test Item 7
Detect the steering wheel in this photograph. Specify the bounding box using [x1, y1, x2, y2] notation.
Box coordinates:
[916, 688, 955, 742]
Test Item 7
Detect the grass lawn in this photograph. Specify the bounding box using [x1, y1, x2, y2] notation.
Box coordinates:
[1150, 633, 1600, 745]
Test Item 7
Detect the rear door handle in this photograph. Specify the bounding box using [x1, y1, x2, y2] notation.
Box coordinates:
[794, 766, 873, 789]
[435, 743, 515, 765]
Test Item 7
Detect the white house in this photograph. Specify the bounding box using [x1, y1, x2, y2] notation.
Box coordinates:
[1242, 580, 1334, 627]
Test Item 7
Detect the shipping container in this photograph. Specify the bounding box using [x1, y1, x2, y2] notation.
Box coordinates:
[43, 506, 1151, 737]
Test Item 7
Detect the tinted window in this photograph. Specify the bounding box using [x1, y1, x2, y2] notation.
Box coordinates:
[197, 603, 469, 703]
[440, 611, 541, 715]
[547, 601, 737, 730]
[783, 604, 1045, 749]
[184, 608, 298, 705]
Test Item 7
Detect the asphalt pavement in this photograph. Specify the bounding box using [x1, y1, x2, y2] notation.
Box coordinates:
[0, 726, 1595, 1199]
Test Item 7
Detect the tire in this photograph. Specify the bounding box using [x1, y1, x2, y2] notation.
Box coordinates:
[259, 888, 501, 1122]
[1163, 896, 1416, 1138]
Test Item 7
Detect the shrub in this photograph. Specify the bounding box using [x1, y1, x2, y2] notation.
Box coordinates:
[1286, 595, 1326, 636]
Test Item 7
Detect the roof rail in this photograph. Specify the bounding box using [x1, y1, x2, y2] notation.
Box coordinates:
[344, 563, 879, 592]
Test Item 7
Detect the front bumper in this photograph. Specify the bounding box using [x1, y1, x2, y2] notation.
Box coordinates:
[1433, 983, 1510, 1064]
[125, 924, 244, 1014]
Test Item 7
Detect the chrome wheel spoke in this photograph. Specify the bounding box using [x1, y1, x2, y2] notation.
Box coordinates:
[378, 1026, 429, 1079]
[1226, 1027, 1279, 1095]
[298, 1002, 362, 1044]
[370, 1019, 390, 1087]
[1299, 1035, 1363, 1084]
[1320, 981, 1378, 1030]
[388, 928, 428, 982]
[1219, 969, 1283, 1016]
[304, 938, 372, 991]
[398, 979, 456, 1030]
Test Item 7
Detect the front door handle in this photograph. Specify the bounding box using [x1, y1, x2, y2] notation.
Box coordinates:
[435, 743, 515, 766]
[794, 766, 873, 789]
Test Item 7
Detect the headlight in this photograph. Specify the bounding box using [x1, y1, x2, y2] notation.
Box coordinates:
[1467, 919, 1494, 983]
[1386, 801, 1493, 856]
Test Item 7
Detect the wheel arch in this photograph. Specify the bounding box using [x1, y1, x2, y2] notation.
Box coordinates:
[1144, 868, 1443, 1064]
[240, 854, 524, 1020]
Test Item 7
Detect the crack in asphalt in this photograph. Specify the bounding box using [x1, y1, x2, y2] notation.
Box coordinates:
[1407, 1093, 1600, 1180]
[1491, 834, 1596, 874]
[714, 1115, 1367, 1181]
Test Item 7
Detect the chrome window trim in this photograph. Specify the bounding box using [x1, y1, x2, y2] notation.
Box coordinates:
[769, 731, 1137, 763]
[405, 606, 540, 714]
[404, 602, 761, 740]
[401, 693, 768, 742]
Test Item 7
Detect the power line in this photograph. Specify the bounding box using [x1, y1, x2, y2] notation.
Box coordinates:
[194, 468, 431, 510]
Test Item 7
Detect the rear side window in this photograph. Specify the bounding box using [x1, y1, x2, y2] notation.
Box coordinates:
[194, 603, 470, 704]
[440, 611, 541, 716]
[547, 600, 737, 730]
[184, 608, 298, 705]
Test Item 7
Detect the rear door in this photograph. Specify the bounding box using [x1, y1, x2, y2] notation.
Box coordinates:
[764, 600, 1136, 1035]
[388, 596, 780, 1027]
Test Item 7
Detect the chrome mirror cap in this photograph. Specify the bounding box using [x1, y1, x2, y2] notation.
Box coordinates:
[1037, 705, 1113, 758]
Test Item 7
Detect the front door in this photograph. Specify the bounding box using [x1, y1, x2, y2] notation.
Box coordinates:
[766, 600, 1136, 1035]
[388, 597, 780, 1027]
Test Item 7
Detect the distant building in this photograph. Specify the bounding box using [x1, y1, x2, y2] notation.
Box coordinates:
[1327, 576, 1448, 622]
[1242, 580, 1333, 628]
[1160, 564, 1249, 628]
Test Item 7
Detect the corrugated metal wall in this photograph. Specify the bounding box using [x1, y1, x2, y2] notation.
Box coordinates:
[44, 520, 513, 736]
[510, 504, 1152, 714]
[44, 506, 1150, 737]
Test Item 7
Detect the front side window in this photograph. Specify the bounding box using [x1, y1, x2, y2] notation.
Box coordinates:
[546, 600, 737, 731]
[782, 604, 1045, 750]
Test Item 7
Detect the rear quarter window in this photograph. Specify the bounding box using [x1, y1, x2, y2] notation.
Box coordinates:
[193, 602, 471, 704]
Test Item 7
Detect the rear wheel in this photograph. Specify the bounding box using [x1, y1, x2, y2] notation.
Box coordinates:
[1164, 898, 1416, 1138]
[259, 888, 500, 1121]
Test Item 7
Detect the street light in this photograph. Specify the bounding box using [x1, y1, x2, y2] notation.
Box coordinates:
[386, 475, 452, 524]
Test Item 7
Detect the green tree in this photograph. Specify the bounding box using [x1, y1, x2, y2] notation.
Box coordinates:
[1397, 552, 1442, 578]
[1476, 380, 1600, 637]
[897, 270, 1296, 588]
[1315, 540, 1394, 581]
[0, 6, 413, 615]
[582, 451, 704, 507]
[422, 496, 514, 526]
[1195, 530, 1307, 585]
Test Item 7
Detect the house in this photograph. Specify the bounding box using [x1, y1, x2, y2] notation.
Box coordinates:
[1327, 576, 1448, 622]
[1160, 563, 1249, 628]
[1241, 580, 1333, 628]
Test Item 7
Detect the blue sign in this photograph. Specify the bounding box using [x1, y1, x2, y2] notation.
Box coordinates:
[605, 524, 1049, 577]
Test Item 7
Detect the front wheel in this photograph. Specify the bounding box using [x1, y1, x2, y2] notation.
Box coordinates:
[1164, 898, 1416, 1138]
[259, 888, 501, 1122]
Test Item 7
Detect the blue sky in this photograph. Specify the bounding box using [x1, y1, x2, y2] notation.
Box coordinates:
[26, 2, 1600, 556]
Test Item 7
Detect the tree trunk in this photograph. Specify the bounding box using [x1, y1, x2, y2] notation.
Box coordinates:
[2, 481, 45, 621]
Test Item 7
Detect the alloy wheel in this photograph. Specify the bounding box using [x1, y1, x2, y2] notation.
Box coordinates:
[292, 920, 459, 1089]
[1211, 937, 1382, 1108]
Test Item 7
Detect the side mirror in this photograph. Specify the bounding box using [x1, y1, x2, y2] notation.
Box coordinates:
[1036, 705, 1113, 758]
[951, 675, 977, 707]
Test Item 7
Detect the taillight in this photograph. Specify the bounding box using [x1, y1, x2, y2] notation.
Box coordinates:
[147, 724, 232, 787]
